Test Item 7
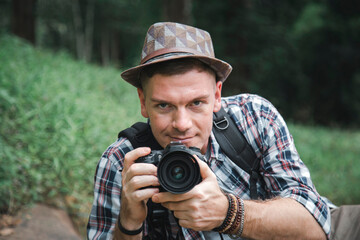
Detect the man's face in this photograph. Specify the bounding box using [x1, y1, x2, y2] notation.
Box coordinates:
[137, 69, 222, 154]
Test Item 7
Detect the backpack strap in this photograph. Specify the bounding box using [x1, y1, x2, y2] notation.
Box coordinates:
[118, 122, 162, 150]
[213, 107, 261, 199]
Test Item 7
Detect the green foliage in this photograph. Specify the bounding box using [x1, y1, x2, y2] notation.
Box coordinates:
[291, 2, 360, 127]
[3, 0, 359, 126]
[194, 0, 360, 127]
[0, 35, 143, 217]
[289, 124, 360, 205]
[292, 3, 327, 37]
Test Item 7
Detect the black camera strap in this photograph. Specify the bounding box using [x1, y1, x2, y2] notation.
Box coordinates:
[143, 200, 180, 240]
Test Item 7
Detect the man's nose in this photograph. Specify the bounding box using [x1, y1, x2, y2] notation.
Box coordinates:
[172, 108, 192, 132]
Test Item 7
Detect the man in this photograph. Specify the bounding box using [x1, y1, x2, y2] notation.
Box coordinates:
[87, 22, 331, 240]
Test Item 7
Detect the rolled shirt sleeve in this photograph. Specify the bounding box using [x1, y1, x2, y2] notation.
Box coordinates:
[223, 94, 331, 238]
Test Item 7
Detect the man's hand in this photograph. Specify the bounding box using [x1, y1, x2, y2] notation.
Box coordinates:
[152, 156, 228, 231]
[114, 147, 160, 239]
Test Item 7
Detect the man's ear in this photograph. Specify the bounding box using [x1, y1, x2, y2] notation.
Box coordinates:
[137, 88, 149, 118]
[213, 81, 223, 112]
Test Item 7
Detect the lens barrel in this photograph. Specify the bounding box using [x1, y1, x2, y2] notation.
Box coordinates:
[157, 151, 201, 194]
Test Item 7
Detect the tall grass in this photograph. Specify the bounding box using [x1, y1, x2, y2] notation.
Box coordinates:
[288, 124, 360, 206]
[0, 35, 359, 236]
[0, 35, 143, 234]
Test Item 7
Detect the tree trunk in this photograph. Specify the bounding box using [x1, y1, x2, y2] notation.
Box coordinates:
[72, 0, 85, 60]
[101, 30, 110, 66]
[110, 32, 119, 67]
[71, 0, 95, 62]
[12, 0, 37, 45]
[84, 0, 95, 62]
[101, 31, 120, 67]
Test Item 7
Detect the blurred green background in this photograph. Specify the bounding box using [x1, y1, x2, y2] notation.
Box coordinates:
[0, 0, 359, 237]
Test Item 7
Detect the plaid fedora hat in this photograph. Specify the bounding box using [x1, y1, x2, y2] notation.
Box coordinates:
[121, 22, 232, 88]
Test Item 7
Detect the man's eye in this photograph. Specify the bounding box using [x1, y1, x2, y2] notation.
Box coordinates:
[158, 103, 169, 109]
[192, 101, 202, 106]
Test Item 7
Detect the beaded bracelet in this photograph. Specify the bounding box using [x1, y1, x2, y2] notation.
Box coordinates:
[229, 197, 245, 239]
[226, 195, 242, 234]
[213, 193, 245, 238]
[222, 194, 238, 233]
[213, 193, 234, 232]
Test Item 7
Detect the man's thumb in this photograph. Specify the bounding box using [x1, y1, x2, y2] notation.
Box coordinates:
[195, 156, 213, 180]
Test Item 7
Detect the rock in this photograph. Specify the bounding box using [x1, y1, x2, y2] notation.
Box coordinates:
[0, 228, 14, 237]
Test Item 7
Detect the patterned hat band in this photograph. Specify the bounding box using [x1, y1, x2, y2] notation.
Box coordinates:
[143, 52, 194, 64]
[121, 22, 232, 88]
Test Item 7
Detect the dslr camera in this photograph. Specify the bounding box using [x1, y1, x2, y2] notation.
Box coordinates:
[136, 141, 205, 194]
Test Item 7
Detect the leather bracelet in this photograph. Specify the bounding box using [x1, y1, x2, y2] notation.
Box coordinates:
[213, 193, 234, 232]
[222, 194, 238, 233]
[226, 195, 241, 234]
[117, 218, 143, 235]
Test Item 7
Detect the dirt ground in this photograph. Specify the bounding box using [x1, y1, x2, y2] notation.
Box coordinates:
[0, 204, 81, 240]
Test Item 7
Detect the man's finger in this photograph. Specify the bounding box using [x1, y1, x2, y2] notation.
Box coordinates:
[152, 190, 190, 203]
[123, 147, 151, 171]
[194, 155, 215, 180]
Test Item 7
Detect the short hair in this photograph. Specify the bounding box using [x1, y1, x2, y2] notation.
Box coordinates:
[139, 58, 216, 89]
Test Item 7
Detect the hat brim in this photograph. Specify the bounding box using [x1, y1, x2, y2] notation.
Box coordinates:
[121, 55, 232, 88]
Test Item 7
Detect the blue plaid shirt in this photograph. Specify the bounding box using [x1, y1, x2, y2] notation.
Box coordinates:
[87, 94, 331, 239]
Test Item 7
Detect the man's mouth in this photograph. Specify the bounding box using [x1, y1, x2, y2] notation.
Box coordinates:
[170, 136, 193, 143]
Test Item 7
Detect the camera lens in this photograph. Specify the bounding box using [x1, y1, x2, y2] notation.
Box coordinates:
[171, 166, 185, 180]
[157, 151, 201, 194]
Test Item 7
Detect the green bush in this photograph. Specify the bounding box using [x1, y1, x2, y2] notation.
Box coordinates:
[0, 35, 143, 228]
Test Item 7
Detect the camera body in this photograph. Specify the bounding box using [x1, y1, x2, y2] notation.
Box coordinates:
[136, 141, 205, 194]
